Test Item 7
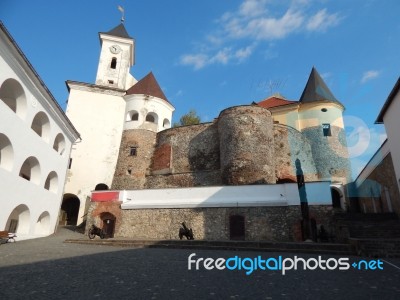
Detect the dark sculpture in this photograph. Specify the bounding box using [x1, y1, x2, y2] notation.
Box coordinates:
[179, 222, 194, 240]
[88, 224, 106, 239]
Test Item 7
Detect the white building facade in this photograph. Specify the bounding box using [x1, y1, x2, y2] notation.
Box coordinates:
[63, 23, 174, 225]
[0, 22, 80, 238]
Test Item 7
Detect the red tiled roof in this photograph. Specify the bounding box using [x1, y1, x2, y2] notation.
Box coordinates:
[126, 72, 170, 103]
[257, 96, 297, 109]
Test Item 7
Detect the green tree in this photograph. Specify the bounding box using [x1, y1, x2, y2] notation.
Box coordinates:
[173, 109, 201, 127]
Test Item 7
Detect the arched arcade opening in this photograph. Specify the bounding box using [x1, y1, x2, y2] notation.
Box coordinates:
[60, 194, 80, 225]
[5, 204, 30, 234]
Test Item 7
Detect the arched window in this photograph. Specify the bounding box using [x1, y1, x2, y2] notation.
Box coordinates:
[110, 57, 117, 69]
[31, 112, 51, 142]
[6, 204, 30, 234]
[44, 171, 58, 193]
[131, 112, 139, 121]
[145, 112, 158, 124]
[0, 133, 14, 171]
[95, 183, 109, 191]
[331, 188, 342, 208]
[19, 156, 41, 184]
[53, 133, 66, 155]
[126, 110, 139, 121]
[0, 78, 27, 118]
[146, 114, 155, 123]
[163, 118, 171, 128]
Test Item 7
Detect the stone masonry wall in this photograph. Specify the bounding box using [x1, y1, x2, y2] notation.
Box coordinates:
[155, 122, 220, 173]
[144, 122, 221, 188]
[112, 129, 157, 190]
[218, 106, 275, 185]
[273, 124, 318, 182]
[117, 206, 312, 241]
[302, 125, 351, 184]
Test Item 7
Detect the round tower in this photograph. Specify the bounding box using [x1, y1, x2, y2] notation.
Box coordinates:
[298, 68, 350, 184]
[123, 72, 174, 133]
[218, 105, 275, 185]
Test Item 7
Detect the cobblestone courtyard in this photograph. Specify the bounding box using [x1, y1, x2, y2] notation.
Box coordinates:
[0, 227, 399, 299]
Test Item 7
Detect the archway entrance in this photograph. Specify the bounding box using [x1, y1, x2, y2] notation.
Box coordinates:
[5, 204, 30, 234]
[100, 212, 116, 238]
[60, 194, 80, 225]
[331, 188, 342, 208]
[229, 215, 245, 240]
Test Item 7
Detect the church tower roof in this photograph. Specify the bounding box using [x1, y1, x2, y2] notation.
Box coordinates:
[299, 67, 343, 106]
[126, 72, 170, 103]
[100, 23, 132, 39]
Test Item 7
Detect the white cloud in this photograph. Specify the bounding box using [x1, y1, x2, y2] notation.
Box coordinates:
[210, 48, 231, 65]
[361, 70, 381, 83]
[247, 9, 305, 40]
[180, 54, 209, 70]
[235, 44, 256, 60]
[180, 44, 255, 69]
[181, 1, 343, 70]
[306, 9, 341, 32]
[239, 0, 268, 18]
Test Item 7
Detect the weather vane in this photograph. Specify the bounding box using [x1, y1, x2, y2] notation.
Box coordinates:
[118, 5, 125, 23]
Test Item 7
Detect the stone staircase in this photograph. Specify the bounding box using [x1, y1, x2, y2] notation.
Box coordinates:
[333, 213, 400, 257]
[64, 238, 355, 256]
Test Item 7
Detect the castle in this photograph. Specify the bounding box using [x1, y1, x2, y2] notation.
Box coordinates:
[62, 24, 350, 241]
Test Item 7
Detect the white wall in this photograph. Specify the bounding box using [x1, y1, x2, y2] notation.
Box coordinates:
[383, 91, 400, 194]
[124, 94, 174, 132]
[0, 45, 76, 238]
[64, 85, 126, 223]
[119, 182, 332, 209]
[95, 35, 134, 90]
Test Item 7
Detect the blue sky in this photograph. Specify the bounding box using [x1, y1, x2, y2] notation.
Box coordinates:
[1, 0, 399, 180]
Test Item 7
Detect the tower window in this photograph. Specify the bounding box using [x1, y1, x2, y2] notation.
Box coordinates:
[131, 113, 139, 121]
[110, 57, 117, 69]
[129, 147, 137, 156]
[146, 114, 155, 123]
[108, 80, 114, 84]
[322, 123, 331, 136]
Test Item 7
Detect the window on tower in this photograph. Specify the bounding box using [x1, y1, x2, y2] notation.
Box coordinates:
[322, 123, 331, 136]
[146, 114, 155, 123]
[131, 113, 139, 121]
[110, 57, 117, 69]
[129, 147, 137, 156]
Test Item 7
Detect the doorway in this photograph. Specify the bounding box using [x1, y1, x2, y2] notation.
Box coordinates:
[229, 215, 245, 240]
[100, 212, 116, 238]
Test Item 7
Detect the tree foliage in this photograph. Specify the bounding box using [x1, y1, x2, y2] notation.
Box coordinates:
[173, 109, 201, 127]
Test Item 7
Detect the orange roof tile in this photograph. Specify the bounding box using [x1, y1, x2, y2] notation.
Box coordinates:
[126, 72, 170, 104]
[257, 96, 297, 109]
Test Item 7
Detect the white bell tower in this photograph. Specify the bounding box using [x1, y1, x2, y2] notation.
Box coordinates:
[95, 24, 135, 90]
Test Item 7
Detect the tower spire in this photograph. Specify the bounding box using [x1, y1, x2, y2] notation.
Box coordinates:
[118, 5, 125, 23]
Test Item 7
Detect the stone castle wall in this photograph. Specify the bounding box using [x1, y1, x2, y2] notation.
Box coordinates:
[111, 129, 157, 190]
[302, 125, 350, 183]
[273, 124, 318, 182]
[111, 105, 350, 190]
[218, 106, 275, 185]
[113, 205, 334, 241]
